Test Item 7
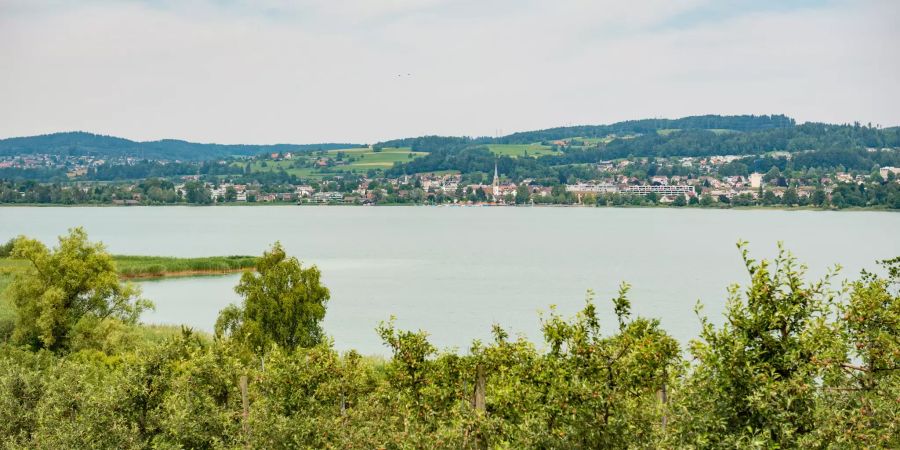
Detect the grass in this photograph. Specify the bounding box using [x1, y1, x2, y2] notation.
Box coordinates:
[233, 160, 310, 177]
[133, 323, 210, 345]
[572, 136, 615, 145]
[486, 144, 559, 158]
[327, 147, 427, 172]
[0, 255, 258, 279]
[234, 147, 428, 178]
[113, 255, 258, 278]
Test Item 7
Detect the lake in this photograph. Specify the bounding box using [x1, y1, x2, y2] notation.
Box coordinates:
[1, 206, 898, 355]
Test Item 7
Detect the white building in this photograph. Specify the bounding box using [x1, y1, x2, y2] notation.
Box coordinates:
[565, 183, 619, 194]
[749, 172, 763, 188]
[880, 166, 900, 181]
[623, 185, 694, 196]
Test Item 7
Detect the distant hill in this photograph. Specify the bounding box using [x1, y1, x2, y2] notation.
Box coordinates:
[4, 115, 897, 165]
[0, 132, 365, 161]
[373, 114, 797, 149]
[493, 114, 797, 145]
[377, 115, 900, 176]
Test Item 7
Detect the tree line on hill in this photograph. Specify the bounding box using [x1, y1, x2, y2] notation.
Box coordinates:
[384, 122, 900, 177]
[495, 114, 797, 144]
[0, 229, 898, 448]
[0, 131, 364, 161]
[3, 116, 899, 186]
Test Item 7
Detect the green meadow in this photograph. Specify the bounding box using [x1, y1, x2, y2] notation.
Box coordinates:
[326, 147, 427, 172]
[234, 147, 428, 178]
[486, 143, 559, 158]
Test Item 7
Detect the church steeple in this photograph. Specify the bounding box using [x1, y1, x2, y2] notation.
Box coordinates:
[491, 161, 500, 199]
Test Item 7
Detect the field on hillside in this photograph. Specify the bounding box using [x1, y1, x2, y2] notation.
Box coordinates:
[233, 159, 309, 177]
[233, 147, 427, 178]
[326, 147, 427, 172]
[486, 144, 559, 158]
[566, 136, 617, 145]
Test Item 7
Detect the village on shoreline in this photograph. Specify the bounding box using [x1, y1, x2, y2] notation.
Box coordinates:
[2, 149, 899, 209]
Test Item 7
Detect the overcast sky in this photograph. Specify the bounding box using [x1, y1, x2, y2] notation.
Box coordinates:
[1, 0, 898, 144]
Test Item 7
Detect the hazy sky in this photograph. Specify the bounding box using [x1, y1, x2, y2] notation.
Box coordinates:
[1, 0, 898, 144]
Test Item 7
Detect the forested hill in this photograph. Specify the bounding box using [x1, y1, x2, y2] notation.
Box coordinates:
[0, 132, 364, 160]
[374, 114, 797, 149]
[496, 114, 797, 144]
[4, 115, 899, 164]
[377, 115, 900, 176]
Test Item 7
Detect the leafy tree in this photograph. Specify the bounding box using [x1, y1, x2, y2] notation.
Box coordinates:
[183, 181, 212, 204]
[811, 258, 900, 447]
[515, 184, 530, 204]
[224, 186, 238, 202]
[672, 243, 842, 447]
[0, 237, 15, 257]
[215, 242, 329, 353]
[8, 228, 150, 351]
[783, 187, 799, 206]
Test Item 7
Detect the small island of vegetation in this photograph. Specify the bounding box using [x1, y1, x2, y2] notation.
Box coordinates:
[0, 238, 256, 280]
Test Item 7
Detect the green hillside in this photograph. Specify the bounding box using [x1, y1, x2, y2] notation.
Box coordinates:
[0, 132, 365, 161]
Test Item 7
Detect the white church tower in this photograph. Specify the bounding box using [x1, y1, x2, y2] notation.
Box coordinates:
[492, 162, 500, 198]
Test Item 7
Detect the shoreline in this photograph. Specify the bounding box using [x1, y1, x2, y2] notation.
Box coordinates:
[0, 202, 895, 212]
[120, 267, 249, 280]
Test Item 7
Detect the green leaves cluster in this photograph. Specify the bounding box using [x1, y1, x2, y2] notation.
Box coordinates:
[0, 231, 898, 448]
[215, 242, 329, 359]
[8, 228, 150, 352]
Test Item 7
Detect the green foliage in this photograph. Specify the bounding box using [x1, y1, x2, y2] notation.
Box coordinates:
[0, 131, 363, 160]
[8, 228, 151, 352]
[113, 255, 257, 277]
[0, 236, 897, 447]
[809, 259, 900, 447]
[0, 238, 15, 257]
[671, 242, 844, 447]
[215, 242, 329, 354]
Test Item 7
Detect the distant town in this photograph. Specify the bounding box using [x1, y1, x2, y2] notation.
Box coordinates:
[1, 115, 898, 209]
[1, 148, 898, 209]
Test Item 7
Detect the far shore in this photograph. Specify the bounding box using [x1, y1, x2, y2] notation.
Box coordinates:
[0, 202, 895, 212]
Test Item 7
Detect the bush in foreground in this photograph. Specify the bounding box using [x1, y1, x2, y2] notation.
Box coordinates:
[0, 230, 897, 448]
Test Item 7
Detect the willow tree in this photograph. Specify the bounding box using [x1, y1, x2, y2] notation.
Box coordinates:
[215, 242, 329, 353]
[9, 228, 149, 351]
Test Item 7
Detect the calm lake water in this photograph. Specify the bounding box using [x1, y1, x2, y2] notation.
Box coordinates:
[1, 206, 898, 355]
